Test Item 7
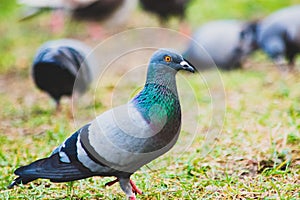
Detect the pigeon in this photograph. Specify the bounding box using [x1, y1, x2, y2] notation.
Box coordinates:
[18, 0, 133, 21]
[18, 0, 137, 37]
[32, 39, 92, 110]
[8, 49, 195, 200]
[183, 20, 257, 70]
[139, 0, 190, 25]
[72, 0, 125, 21]
[254, 5, 300, 69]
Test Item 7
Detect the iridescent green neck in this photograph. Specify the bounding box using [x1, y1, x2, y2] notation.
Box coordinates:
[131, 63, 181, 128]
[132, 83, 181, 125]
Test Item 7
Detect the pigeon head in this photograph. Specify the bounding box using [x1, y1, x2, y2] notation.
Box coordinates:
[149, 49, 195, 73]
[145, 49, 195, 93]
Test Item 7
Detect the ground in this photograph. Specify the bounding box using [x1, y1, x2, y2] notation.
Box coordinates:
[0, 1, 299, 199]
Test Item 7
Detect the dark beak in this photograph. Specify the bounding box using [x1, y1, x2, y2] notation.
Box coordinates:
[180, 59, 195, 73]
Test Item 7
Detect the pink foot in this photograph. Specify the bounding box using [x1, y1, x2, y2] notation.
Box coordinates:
[129, 196, 136, 200]
[105, 178, 143, 196]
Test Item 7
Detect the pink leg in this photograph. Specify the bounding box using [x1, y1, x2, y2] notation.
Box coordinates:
[106, 178, 143, 198]
[50, 10, 65, 34]
[129, 180, 143, 195]
[87, 22, 105, 40]
[179, 21, 191, 36]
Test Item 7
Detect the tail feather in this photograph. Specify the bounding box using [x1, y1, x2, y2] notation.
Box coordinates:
[9, 153, 95, 188]
[8, 176, 36, 189]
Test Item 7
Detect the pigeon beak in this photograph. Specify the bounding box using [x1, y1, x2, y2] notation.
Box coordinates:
[180, 59, 195, 73]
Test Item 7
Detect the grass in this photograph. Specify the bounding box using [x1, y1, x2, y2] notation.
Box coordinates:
[0, 0, 300, 199]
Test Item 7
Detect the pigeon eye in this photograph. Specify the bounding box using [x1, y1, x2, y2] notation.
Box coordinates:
[164, 56, 172, 62]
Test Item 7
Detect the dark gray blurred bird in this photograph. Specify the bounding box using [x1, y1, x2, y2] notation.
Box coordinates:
[8, 49, 195, 200]
[255, 5, 300, 69]
[139, 0, 190, 25]
[32, 39, 92, 109]
[71, 0, 124, 21]
[183, 20, 257, 70]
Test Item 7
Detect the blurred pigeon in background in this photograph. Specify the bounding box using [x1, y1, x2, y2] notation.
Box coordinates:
[9, 49, 195, 200]
[32, 39, 93, 110]
[183, 20, 257, 70]
[255, 5, 300, 70]
[139, 0, 191, 33]
[18, 0, 137, 38]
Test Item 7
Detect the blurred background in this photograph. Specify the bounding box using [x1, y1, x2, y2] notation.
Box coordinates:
[0, 0, 299, 75]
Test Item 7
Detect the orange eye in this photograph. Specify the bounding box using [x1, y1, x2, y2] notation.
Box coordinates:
[164, 56, 172, 62]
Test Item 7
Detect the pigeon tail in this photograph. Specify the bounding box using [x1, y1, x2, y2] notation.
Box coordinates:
[7, 176, 36, 189]
[9, 153, 95, 188]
